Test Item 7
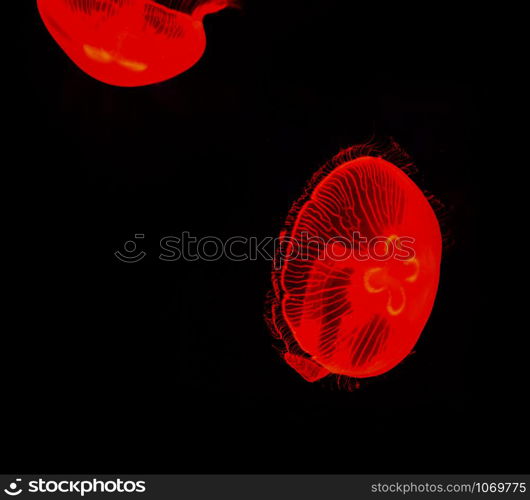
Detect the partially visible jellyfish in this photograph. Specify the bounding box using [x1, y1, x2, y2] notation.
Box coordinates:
[267, 142, 443, 387]
[37, 0, 235, 87]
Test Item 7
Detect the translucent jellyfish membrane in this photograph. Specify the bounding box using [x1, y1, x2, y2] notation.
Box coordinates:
[268, 143, 443, 385]
[37, 0, 235, 87]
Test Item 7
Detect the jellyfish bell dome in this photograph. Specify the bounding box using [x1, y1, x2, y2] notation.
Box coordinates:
[268, 143, 443, 386]
[36, 0, 233, 87]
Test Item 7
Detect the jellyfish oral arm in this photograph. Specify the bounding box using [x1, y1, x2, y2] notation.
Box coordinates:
[283, 352, 330, 382]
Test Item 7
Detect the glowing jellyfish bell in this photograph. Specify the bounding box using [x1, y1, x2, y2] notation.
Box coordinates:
[36, 0, 234, 87]
[268, 143, 443, 387]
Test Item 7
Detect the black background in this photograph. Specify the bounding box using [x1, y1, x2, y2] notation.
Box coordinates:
[6, 0, 520, 474]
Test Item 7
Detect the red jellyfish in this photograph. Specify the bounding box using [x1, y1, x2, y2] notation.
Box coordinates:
[268, 143, 443, 386]
[36, 0, 235, 87]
